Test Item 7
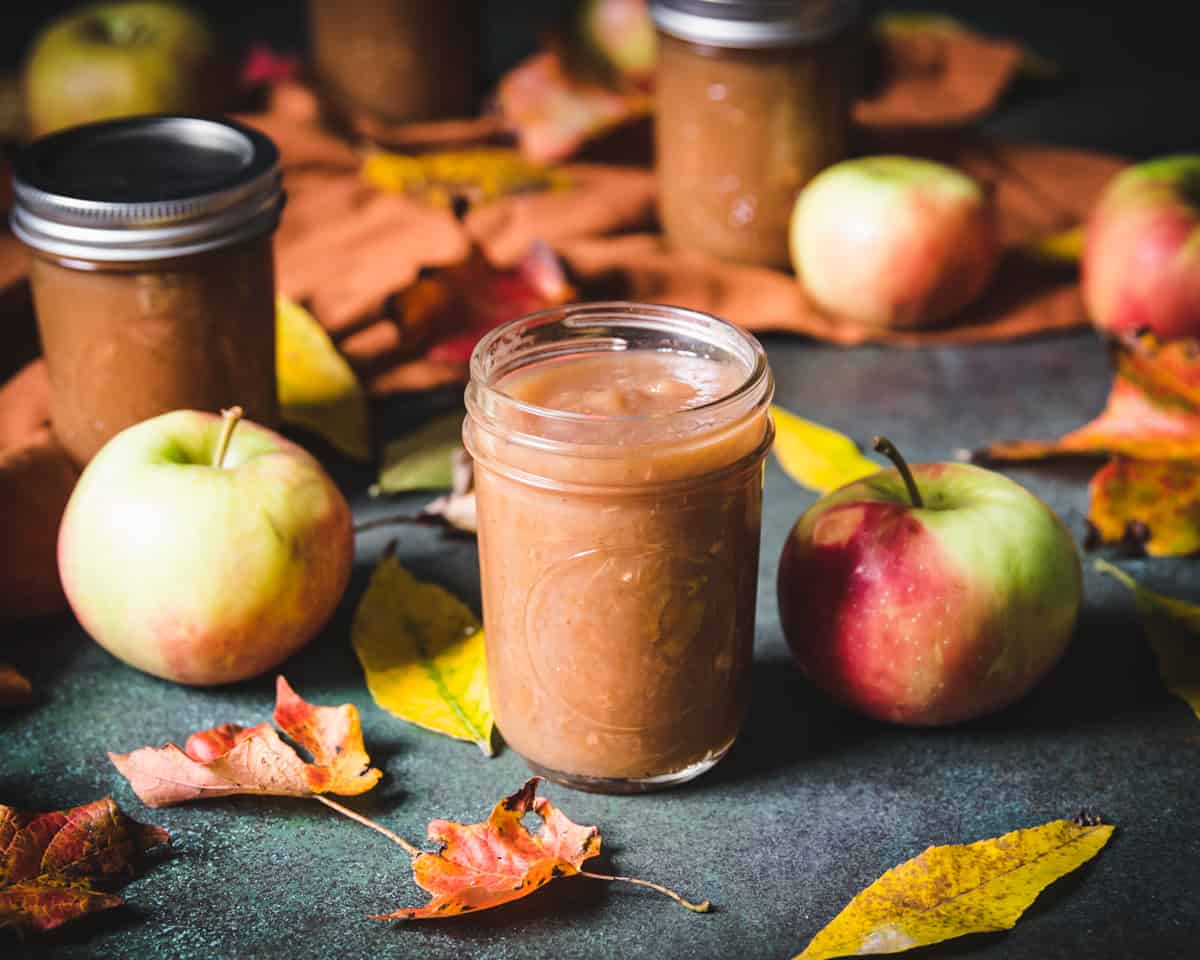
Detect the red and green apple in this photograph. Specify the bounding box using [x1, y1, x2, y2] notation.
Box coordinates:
[1082, 154, 1200, 341]
[58, 407, 353, 685]
[777, 438, 1082, 726]
[789, 156, 999, 330]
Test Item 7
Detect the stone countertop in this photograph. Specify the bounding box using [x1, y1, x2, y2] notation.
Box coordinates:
[4, 4, 1198, 958]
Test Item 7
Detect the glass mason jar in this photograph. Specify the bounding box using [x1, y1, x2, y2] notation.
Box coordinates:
[308, 0, 481, 134]
[464, 302, 774, 793]
[10, 116, 283, 465]
[650, 0, 863, 268]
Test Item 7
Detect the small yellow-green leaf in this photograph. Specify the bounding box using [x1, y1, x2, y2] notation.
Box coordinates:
[796, 818, 1114, 960]
[373, 413, 465, 495]
[1095, 558, 1200, 719]
[352, 553, 493, 755]
[1021, 225, 1084, 265]
[277, 296, 371, 461]
[770, 405, 879, 494]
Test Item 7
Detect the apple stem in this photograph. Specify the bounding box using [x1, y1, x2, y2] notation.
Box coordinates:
[578, 870, 711, 913]
[314, 795, 421, 858]
[872, 436, 924, 508]
[212, 406, 244, 469]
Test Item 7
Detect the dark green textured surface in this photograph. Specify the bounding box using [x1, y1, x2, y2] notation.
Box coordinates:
[4, 4, 1200, 957]
[3, 333, 1197, 959]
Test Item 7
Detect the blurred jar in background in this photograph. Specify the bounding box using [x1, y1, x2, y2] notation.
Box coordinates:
[308, 0, 481, 134]
[650, 0, 863, 268]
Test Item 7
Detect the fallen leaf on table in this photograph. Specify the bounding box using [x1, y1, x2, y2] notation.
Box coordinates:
[771, 405, 879, 494]
[277, 296, 371, 461]
[0, 663, 32, 706]
[362, 148, 569, 209]
[1020, 225, 1084, 264]
[109, 675, 382, 806]
[1088, 458, 1200, 556]
[352, 551, 492, 755]
[0, 797, 168, 933]
[795, 816, 1114, 959]
[977, 340, 1200, 462]
[496, 50, 651, 164]
[422, 449, 477, 534]
[374, 777, 708, 920]
[373, 413, 465, 495]
[1095, 559, 1200, 719]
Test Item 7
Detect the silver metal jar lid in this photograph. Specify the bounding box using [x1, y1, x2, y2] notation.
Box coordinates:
[9, 115, 284, 262]
[649, 0, 862, 48]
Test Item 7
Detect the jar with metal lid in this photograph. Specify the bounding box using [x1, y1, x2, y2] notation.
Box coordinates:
[650, 0, 863, 268]
[10, 116, 284, 465]
[308, 0, 481, 136]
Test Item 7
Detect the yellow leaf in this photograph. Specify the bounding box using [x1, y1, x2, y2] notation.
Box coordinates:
[1095, 559, 1200, 719]
[796, 818, 1114, 960]
[770, 405, 879, 494]
[1021, 225, 1084, 265]
[351, 553, 493, 755]
[362, 148, 569, 207]
[276, 296, 371, 461]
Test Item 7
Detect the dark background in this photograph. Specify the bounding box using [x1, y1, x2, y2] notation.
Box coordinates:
[1, 1, 1196, 159]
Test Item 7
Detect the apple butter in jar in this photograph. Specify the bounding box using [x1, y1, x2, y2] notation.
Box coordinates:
[650, 0, 863, 267]
[308, 0, 481, 133]
[464, 303, 774, 793]
[10, 116, 283, 465]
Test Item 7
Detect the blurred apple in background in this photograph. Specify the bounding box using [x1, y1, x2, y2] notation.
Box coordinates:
[1082, 154, 1200, 341]
[790, 156, 1000, 330]
[58, 407, 353, 685]
[777, 438, 1081, 726]
[577, 0, 657, 84]
[22, 1, 225, 138]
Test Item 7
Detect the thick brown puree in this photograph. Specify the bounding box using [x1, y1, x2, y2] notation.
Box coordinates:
[471, 350, 769, 784]
[31, 235, 278, 465]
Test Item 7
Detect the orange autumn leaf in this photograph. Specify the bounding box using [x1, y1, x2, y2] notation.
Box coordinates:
[978, 340, 1200, 462]
[108, 676, 381, 807]
[1088, 458, 1200, 556]
[0, 663, 32, 707]
[0, 797, 168, 933]
[374, 777, 601, 920]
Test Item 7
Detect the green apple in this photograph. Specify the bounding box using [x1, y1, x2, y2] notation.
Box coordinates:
[790, 156, 999, 330]
[22, 1, 224, 138]
[577, 0, 658, 84]
[58, 408, 353, 685]
[777, 438, 1081, 726]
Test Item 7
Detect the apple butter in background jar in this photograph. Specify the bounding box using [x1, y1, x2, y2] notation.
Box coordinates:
[308, 0, 481, 134]
[650, 0, 863, 268]
[10, 116, 283, 465]
[465, 303, 774, 793]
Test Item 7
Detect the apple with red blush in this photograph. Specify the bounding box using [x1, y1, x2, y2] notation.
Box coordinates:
[1082, 155, 1200, 341]
[789, 156, 1000, 330]
[777, 438, 1081, 726]
[58, 407, 353, 685]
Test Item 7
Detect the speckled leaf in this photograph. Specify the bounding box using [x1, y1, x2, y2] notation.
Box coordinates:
[1096, 559, 1200, 719]
[0, 797, 168, 932]
[771, 405, 880, 493]
[277, 296, 371, 461]
[373, 413, 465, 495]
[374, 777, 600, 920]
[1089, 458, 1200, 556]
[108, 676, 382, 807]
[352, 552, 492, 755]
[362, 147, 568, 207]
[795, 817, 1114, 959]
[0, 662, 32, 707]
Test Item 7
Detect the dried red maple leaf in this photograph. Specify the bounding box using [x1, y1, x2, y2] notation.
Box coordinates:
[374, 777, 708, 921]
[391, 240, 575, 370]
[1089, 457, 1200, 556]
[108, 676, 381, 807]
[0, 797, 168, 933]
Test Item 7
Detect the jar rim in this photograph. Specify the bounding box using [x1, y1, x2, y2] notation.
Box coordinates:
[468, 300, 771, 429]
[649, 0, 862, 48]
